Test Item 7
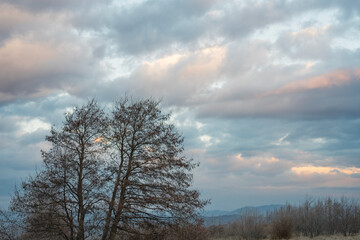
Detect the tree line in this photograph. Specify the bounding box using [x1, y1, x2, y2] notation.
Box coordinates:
[207, 196, 360, 239]
[0, 98, 208, 240]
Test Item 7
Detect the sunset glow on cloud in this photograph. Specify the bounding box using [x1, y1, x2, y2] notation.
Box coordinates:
[1, 0, 360, 210]
[291, 165, 360, 176]
[273, 69, 353, 94]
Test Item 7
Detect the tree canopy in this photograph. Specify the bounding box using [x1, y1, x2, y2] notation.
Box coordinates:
[9, 97, 208, 240]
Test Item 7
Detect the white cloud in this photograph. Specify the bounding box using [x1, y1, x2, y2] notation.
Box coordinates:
[17, 118, 51, 136]
[274, 133, 290, 146]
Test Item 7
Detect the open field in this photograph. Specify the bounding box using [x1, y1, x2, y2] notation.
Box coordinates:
[292, 236, 360, 240]
[211, 236, 360, 240]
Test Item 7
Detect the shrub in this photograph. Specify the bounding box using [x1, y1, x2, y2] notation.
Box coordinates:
[270, 207, 294, 239]
[236, 210, 267, 240]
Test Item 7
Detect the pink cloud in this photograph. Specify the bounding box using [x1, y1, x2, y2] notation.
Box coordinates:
[265, 69, 353, 96]
[127, 46, 226, 104]
[0, 37, 95, 102]
[229, 153, 292, 176]
[291, 165, 360, 176]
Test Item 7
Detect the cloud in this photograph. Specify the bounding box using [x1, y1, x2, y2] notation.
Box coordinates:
[197, 67, 360, 119]
[291, 165, 360, 176]
[68, 0, 329, 56]
[1, 0, 360, 211]
[219, 1, 292, 38]
[273, 133, 291, 146]
[0, 37, 100, 104]
[0, 3, 36, 41]
[276, 25, 333, 59]
[263, 69, 356, 96]
[102, 46, 226, 105]
[93, 0, 216, 55]
[16, 117, 51, 136]
[230, 153, 292, 176]
[0, 3, 74, 42]
[0, 0, 108, 12]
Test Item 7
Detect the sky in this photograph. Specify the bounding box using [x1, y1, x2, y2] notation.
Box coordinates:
[1, 0, 360, 211]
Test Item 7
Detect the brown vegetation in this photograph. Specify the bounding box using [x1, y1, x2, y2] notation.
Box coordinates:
[207, 197, 360, 240]
[269, 206, 294, 239]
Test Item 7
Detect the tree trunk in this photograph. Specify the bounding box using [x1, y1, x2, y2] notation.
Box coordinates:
[76, 147, 85, 240]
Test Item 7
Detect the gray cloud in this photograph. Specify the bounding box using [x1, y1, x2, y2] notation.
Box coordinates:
[0, 36, 102, 104]
[0, 0, 108, 12]
[198, 80, 360, 119]
[102, 0, 215, 55]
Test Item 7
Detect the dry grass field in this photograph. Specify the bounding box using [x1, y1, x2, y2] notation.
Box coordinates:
[290, 236, 360, 240]
[211, 235, 360, 240]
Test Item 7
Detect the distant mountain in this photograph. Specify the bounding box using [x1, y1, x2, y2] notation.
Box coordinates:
[202, 210, 230, 217]
[229, 204, 283, 215]
[203, 204, 283, 226]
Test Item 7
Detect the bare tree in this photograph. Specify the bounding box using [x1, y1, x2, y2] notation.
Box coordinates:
[101, 97, 208, 239]
[0, 208, 25, 240]
[11, 100, 110, 239]
[269, 196, 360, 238]
[234, 209, 266, 240]
[9, 98, 208, 240]
[269, 205, 294, 240]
